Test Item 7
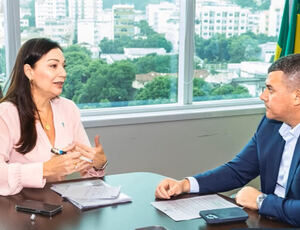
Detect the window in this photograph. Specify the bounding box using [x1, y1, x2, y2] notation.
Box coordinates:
[0, 0, 5, 93]
[20, 0, 179, 108]
[3, 0, 284, 113]
[193, 0, 283, 102]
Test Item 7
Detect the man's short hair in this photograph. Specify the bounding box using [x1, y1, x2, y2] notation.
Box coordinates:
[268, 53, 300, 88]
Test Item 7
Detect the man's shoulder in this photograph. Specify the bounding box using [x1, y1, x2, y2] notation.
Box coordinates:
[257, 116, 283, 132]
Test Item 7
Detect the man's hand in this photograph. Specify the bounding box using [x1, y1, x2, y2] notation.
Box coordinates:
[235, 186, 262, 210]
[155, 178, 190, 199]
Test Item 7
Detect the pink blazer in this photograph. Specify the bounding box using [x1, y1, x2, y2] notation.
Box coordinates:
[0, 97, 104, 196]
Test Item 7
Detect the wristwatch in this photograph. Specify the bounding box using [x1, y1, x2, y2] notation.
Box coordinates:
[256, 193, 267, 209]
[93, 160, 108, 171]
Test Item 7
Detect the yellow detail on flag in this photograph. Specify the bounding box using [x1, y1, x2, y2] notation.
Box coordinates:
[294, 14, 300, 53]
[274, 44, 282, 60]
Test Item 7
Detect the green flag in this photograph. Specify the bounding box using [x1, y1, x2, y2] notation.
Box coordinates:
[274, 0, 300, 61]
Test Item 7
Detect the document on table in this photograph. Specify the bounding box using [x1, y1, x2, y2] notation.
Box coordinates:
[55, 180, 121, 199]
[151, 194, 238, 221]
[51, 179, 131, 210]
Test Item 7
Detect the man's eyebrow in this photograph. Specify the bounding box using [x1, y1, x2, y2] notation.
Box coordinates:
[266, 83, 273, 89]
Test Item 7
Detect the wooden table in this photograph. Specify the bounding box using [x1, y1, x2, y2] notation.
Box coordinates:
[0, 172, 294, 230]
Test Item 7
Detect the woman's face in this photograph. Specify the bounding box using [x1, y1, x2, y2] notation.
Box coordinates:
[25, 48, 66, 99]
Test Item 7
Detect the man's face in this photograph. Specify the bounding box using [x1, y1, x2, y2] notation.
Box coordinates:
[260, 71, 295, 122]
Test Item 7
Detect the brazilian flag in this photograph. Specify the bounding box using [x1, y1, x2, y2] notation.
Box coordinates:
[274, 0, 300, 61]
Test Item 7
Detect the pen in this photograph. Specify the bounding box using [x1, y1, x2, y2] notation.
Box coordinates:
[51, 147, 93, 163]
[51, 148, 66, 155]
[79, 156, 93, 163]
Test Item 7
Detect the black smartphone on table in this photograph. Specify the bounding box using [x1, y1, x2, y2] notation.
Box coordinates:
[15, 200, 62, 217]
[199, 207, 248, 224]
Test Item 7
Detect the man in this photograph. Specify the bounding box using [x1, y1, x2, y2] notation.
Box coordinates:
[155, 53, 300, 226]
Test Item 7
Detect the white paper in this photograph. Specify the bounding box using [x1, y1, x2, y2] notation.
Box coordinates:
[151, 194, 238, 221]
[56, 181, 121, 199]
[62, 185, 121, 199]
[51, 179, 131, 210]
[67, 192, 132, 210]
[51, 179, 106, 195]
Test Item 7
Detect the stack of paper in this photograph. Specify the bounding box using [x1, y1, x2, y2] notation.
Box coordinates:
[51, 179, 131, 210]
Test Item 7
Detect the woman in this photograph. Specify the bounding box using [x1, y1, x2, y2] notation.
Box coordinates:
[0, 38, 107, 196]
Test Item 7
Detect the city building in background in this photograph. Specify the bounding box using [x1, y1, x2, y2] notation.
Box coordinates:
[112, 4, 135, 39]
[1, 0, 285, 107]
[146, 2, 179, 51]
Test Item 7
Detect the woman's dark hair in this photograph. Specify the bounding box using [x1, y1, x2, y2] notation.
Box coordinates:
[0, 38, 62, 154]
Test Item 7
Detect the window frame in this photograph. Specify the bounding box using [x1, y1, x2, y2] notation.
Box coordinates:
[3, 0, 265, 128]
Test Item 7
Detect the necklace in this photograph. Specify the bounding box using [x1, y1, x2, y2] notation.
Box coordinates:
[39, 108, 52, 131]
[44, 123, 51, 131]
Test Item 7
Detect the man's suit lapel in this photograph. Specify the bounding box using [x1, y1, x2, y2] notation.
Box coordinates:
[285, 139, 300, 196]
[264, 125, 285, 194]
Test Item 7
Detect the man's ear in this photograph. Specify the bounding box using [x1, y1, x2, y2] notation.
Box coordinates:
[294, 89, 300, 105]
[23, 64, 33, 81]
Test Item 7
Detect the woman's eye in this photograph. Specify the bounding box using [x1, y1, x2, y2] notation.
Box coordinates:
[50, 64, 57, 68]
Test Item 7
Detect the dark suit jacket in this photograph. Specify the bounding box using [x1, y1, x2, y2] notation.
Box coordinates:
[194, 116, 300, 226]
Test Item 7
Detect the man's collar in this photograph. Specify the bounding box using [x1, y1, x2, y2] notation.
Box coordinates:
[279, 122, 300, 139]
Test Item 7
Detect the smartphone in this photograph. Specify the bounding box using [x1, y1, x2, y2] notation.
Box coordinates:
[199, 207, 248, 224]
[15, 200, 62, 217]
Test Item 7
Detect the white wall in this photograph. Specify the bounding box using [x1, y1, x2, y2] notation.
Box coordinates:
[84, 113, 264, 182]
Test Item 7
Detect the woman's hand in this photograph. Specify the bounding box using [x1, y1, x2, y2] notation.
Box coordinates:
[43, 151, 87, 181]
[74, 135, 107, 170]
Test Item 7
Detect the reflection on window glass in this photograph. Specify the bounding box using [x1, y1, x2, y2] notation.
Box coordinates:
[20, 0, 179, 108]
[193, 0, 284, 102]
[0, 0, 5, 95]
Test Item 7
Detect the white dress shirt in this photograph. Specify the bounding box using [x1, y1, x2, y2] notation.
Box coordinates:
[187, 122, 300, 196]
[274, 122, 300, 197]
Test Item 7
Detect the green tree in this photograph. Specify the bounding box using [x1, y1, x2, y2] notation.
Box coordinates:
[211, 84, 249, 96]
[228, 34, 261, 62]
[195, 34, 230, 63]
[62, 47, 92, 100]
[99, 37, 132, 54]
[63, 65, 89, 100]
[146, 34, 172, 52]
[193, 78, 213, 96]
[195, 32, 275, 63]
[77, 60, 136, 103]
[135, 76, 177, 102]
[64, 45, 92, 57]
[132, 53, 178, 74]
[99, 21, 173, 53]
[137, 20, 156, 36]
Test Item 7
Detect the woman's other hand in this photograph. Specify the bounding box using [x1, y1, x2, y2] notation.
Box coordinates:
[74, 135, 107, 170]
